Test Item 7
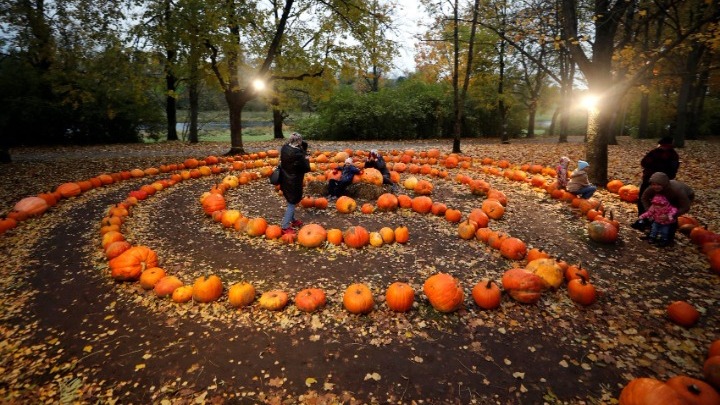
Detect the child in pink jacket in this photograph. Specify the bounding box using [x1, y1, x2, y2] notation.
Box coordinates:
[638, 194, 679, 247]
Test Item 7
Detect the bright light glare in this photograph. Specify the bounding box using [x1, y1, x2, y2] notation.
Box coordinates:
[581, 95, 598, 109]
[252, 79, 266, 91]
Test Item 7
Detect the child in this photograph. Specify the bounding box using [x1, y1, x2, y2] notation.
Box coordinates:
[555, 156, 570, 190]
[638, 194, 679, 247]
[364, 149, 398, 192]
[567, 160, 597, 199]
[328, 158, 361, 199]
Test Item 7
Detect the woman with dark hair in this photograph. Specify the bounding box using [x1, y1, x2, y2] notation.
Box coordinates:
[279, 133, 310, 235]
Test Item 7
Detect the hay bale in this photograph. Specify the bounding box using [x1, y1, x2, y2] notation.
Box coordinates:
[305, 181, 329, 196]
[346, 182, 384, 200]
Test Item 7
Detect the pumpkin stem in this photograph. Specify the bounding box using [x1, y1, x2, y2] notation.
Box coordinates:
[485, 279, 494, 289]
[688, 384, 701, 394]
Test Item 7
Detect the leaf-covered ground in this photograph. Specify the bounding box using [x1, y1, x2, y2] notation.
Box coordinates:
[0, 136, 718, 404]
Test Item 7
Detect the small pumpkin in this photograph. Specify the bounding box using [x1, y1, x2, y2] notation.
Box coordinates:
[343, 283, 374, 314]
[139, 267, 167, 290]
[192, 275, 223, 303]
[297, 224, 327, 248]
[467, 209, 489, 228]
[335, 196, 357, 213]
[666, 301, 700, 327]
[665, 375, 720, 405]
[567, 275, 596, 306]
[343, 226, 370, 248]
[259, 290, 289, 311]
[444, 208, 462, 223]
[499, 237, 527, 261]
[385, 282, 415, 312]
[294, 288, 327, 312]
[481, 199, 505, 219]
[228, 282, 256, 308]
[171, 285, 194, 303]
[104, 240, 131, 260]
[423, 273, 464, 313]
[246, 217, 268, 237]
[457, 219, 478, 240]
[394, 226, 409, 244]
[368, 232, 384, 247]
[471, 279, 501, 310]
[618, 378, 686, 405]
[379, 227, 395, 244]
[154, 275, 184, 297]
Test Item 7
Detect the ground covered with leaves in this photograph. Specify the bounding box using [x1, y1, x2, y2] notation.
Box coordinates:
[0, 136, 719, 404]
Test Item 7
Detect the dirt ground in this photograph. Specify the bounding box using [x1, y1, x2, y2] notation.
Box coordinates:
[0, 137, 718, 404]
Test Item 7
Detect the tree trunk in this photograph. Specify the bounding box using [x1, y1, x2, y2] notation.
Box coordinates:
[586, 106, 610, 186]
[226, 90, 248, 155]
[165, 63, 178, 141]
[451, 0, 462, 153]
[526, 102, 537, 138]
[673, 43, 704, 148]
[638, 92, 650, 138]
[548, 106, 559, 137]
[273, 108, 284, 139]
[188, 73, 199, 144]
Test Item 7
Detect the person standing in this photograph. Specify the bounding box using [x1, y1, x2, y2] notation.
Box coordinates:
[637, 137, 680, 216]
[279, 133, 311, 235]
[566, 160, 597, 199]
[555, 156, 571, 190]
[364, 149, 398, 192]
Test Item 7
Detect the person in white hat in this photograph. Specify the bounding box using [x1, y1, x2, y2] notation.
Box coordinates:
[364, 149, 398, 193]
[566, 160, 596, 199]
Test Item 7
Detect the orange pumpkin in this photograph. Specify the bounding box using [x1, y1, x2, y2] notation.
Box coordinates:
[297, 224, 327, 248]
[139, 267, 166, 290]
[192, 275, 223, 303]
[618, 185, 640, 202]
[171, 285, 194, 303]
[343, 226, 369, 248]
[335, 196, 357, 213]
[619, 377, 686, 405]
[499, 237, 527, 260]
[704, 356, 720, 389]
[587, 220, 618, 244]
[667, 301, 700, 327]
[665, 375, 720, 404]
[104, 240, 131, 260]
[265, 224, 283, 240]
[379, 227, 395, 244]
[564, 264, 590, 282]
[567, 275, 597, 306]
[300, 196, 315, 208]
[385, 282, 415, 312]
[481, 199, 505, 220]
[326, 228, 343, 245]
[471, 279, 501, 310]
[525, 248, 550, 263]
[294, 288, 327, 312]
[423, 273, 464, 313]
[108, 246, 158, 281]
[56, 182, 82, 198]
[486, 189, 507, 206]
[606, 179, 624, 193]
[397, 194, 413, 208]
[709, 340, 720, 358]
[430, 202, 447, 216]
[467, 208, 489, 228]
[13, 196, 49, 217]
[376, 193, 399, 211]
[246, 217, 268, 237]
[394, 226, 409, 244]
[343, 283, 375, 314]
[457, 219, 478, 240]
[202, 193, 226, 214]
[501, 268, 544, 304]
[228, 282, 256, 308]
[411, 196, 433, 214]
[360, 203, 375, 214]
[413, 179, 434, 195]
[444, 208, 462, 223]
[314, 197, 329, 209]
[259, 290, 289, 311]
[154, 276, 183, 297]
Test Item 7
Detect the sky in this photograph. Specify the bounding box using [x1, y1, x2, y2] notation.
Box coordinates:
[388, 1, 430, 77]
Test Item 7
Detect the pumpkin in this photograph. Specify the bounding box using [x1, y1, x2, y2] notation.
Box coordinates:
[704, 356, 720, 389]
[709, 340, 720, 358]
[280, 232, 296, 244]
[202, 193, 226, 215]
[152, 275, 184, 297]
[221, 210, 242, 228]
[326, 228, 343, 245]
[487, 231, 509, 250]
[501, 268, 545, 304]
[192, 275, 223, 303]
[564, 263, 590, 282]
[343, 283, 375, 314]
[394, 226, 409, 244]
[525, 248, 550, 263]
[665, 375, 720, 405]
[108, 246, 158, 281]
[411, 196, 433, 214]
[403, 176, 418, 190]
[105, 240, 131, 259]
[486, 189, 507, 206]
[314, 197, 328, 209]
[228, 282, 256, 308]
[567, 275, 596, 306]
[526, 258, 564, 289]
[379, 227, 395, 244]
[265, 224, 283, 240]
[171, 285, 194, 303]
[423, 273, 464, 313]
[361, 203, 375, 214]
[246, 217, 268, 237]
[499, 237, 527, 260]
[300, 196, 315, 208]
[56, 182, 82, 198]
[294, 288, 327, 312]
[343, 226, 370, 248]
[457, 219, 478, 240]
[413, 179, 434, 195]
[385, 282, 415, 312]
[587, 220, 619, 243]
[259, 290, 289, 311]
[376, 193, 399, 211]
[666, 301, 700, 327]
[430, 202, 447, 216]
[467, 208, 489, 228]
[618, 185, 640, 202]
[397, 194, 413, 208]
[139, 267, 166, 290]
[481, 199, 505, 220]
[618, 378, 686, 405]
[335, 196, 357, 213]
[368, 232, 384, 247]
[606, 179, 624, 193]
[14, 196, 49, 217]
[471, 279, 501, 310]
[444, 208, 462, 223]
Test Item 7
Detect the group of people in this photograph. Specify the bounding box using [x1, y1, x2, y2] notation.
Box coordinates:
[555, 136, 693, 247]
[277, 134, 398, 235]
[281, 133, 695, 244]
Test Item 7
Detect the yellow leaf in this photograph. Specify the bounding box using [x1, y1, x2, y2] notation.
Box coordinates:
[83, 345, 92, 353]
[305, 377, 317, 387]
[135, 364, 145, 371]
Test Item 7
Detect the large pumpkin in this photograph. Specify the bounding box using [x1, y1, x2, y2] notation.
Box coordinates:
[423, 273, 464, 313]
[587, 220, 619, 243]
[13, 196, 49, 217]
[343, 226, 369, 248]
[297, 224, 327, 248]
[335, 196, 357, 213]
[294, 288, 327, 312]
[501, 268, 545, 304]
[525, 258, 564, 289]
[192, 275, 223, 303]
[228, 282, 256, 308]
[376, 193, 399, 211]
[618, 378, 686, 405]
[385, 282, 415, 312]
[343, 283, 374, 314]
[108, 246, 158, 281]
[360, 168, 383, 186]
[411, 196, 433, 214]
[202, 193, 226, 215]
[665, 375, 720, 404]
[499, 237, 527, 260]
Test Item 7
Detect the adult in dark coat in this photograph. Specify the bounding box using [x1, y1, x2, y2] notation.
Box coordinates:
[364, 149, 398, 192]
[279, 133, 310, 234]
[637, 137, 680, 216]
[632, 172, 695, 244]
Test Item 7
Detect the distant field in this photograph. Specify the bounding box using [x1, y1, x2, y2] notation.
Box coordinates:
[168, 110, 309, 142]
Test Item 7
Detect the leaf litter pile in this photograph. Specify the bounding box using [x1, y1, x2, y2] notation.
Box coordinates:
[0, 136, 718, 404]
